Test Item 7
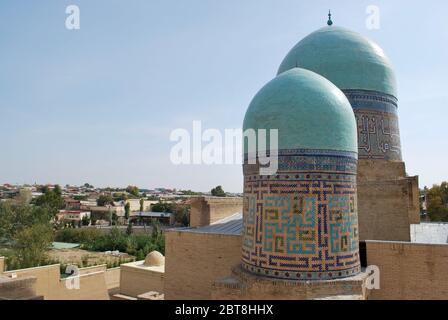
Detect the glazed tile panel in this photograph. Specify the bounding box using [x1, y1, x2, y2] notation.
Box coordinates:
[344, 89, 402, 161]
[241, 149, 360, 280]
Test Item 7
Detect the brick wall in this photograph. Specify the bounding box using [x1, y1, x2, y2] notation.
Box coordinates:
[119, 264, 164, 297]
[105, 267, 121, 290]
[357, 160, 420, 241]
[190, 197, 242, 227]
[0, 275, 38, 299]
[190, 198, 208, 227]
[164, 230, 241, 300]
[2, 264, 110, 300]
[366, 240, 448, 299]
[212, 267, 369, 300]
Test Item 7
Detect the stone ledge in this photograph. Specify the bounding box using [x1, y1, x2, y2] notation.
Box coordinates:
[212, 265, 370, 300]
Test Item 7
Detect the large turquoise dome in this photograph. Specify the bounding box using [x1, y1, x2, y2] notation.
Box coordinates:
[277, 26, 397, 97]
[243, 68, 357, 153]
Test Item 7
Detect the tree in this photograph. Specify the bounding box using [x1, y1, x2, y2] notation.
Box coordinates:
[426, 182, 448, 222]
[211, 185, 226, 197]
[34, 187, 64, 215]
[139, 198, 144, 212]
[17, 189, 32, 205]
[0, 201, 53, 241]
[81, 215, 90, 226]
[126, 186, 140, 198]
[53, 185, 62, 196]
[113, 193, 128, 202]
[151, 201, 172, 213]
[111, 212, 118, 226]
[97, 194, 113, 206]
[150, 219, 164, 251]
[173, 205, 190, 226]
[11, 223, 54, 269]
[108, 227, 126, 251]
[126, 222, 133, 236]
[124, 202, 130, 221]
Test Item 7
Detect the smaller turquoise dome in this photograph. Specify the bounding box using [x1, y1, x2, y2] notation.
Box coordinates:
[243, 68, 357, 153]
[277, 26, 397, 97]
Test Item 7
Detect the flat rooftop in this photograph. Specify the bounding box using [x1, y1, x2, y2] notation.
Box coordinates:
[171, 212, 242, 236]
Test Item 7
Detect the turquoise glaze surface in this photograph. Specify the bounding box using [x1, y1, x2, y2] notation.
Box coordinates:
[243, 68, 357, 153]
[277, 26, 397, 97]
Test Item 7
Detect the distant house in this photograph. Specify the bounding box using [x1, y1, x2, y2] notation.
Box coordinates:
[130, 212, 174, 226]
[80, 200, 98, 210]
[89, 204, 125, 221]
[64, 198, 81, 210]
[57, 210, 91, 222]
[31, 192, 43, 199]
[126, 199, 158, 212]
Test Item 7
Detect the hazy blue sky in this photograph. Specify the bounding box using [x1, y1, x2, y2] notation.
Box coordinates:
[1, 0, 447, 192]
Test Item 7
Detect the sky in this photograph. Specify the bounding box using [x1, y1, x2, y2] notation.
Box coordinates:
[0, 0, 447, 192]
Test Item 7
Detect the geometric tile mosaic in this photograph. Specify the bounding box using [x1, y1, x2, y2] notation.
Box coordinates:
[241, 149, 361, 280]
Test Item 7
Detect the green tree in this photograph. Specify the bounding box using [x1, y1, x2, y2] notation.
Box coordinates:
[126, 186, 140, 197]
[113, 193, 128, 202]
[97, 194, 113, 206]
[126, 222, 133, 236]
[139, 198, 144, 212]
[426, 182, 448, 222]
[53, 185, 62, 196]
[125, 202, 130, 221]
[108, 227, 126, 251]
[211, 185, 226, 197]
[17, 189, 32, 205]
[173, 205, 190, 226]
[11, 223, 54, 269]
[151, 201, 172, 213]
[111, 212, 118, 226]
[150, 219, 164, 252]
[34, 186, 64, 215]
[81, 215, 90, 226]
[0, 201, 53, 241]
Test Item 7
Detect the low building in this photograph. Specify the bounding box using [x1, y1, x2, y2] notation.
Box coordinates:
[57, 210, 91, 222]
[117, 251, 165, 299]
[89, 205, 125, 221]
[80, 200, 98, 210]
[126, 199, 158, 212]
[64, 198, 81, 210]
[164, 213, 242, 300]
[189, 197, 242, 228]
[0, 258, 116, 300]
[130, 212, 174, 226]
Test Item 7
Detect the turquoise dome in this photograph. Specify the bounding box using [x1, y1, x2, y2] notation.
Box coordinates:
[277, 26, 397, 97]
[243, 68, 357, 153]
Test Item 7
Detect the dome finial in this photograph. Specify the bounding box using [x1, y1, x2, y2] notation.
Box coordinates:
[327, 10, 333, 26]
